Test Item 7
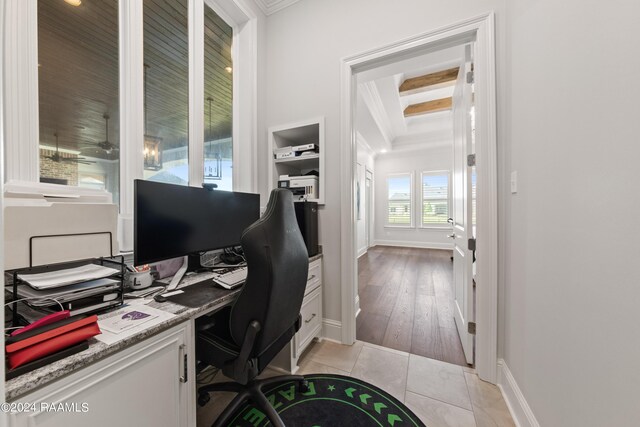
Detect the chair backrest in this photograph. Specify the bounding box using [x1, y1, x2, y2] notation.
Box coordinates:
[229, 189, 309, 356]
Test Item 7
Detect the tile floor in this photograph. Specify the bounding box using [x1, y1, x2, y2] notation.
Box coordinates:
[197, 339, 515, 427]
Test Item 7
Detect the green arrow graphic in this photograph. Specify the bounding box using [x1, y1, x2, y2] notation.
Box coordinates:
[374, 402, 387, 414]
[359, 394, 372, 405]
[387, 414, 402, 426]
[345, 387, 356, 398]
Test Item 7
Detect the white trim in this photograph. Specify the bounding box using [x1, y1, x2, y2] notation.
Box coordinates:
[373, 240, 453, 250]
[497, 359, 540, 427]
[473, 12, 499, 384]
[321, 319, 342, 343]
[359, 81, 394, 148]
[357, 247, 368, 258]
[254, 0, 301, 16]
[0, 0, 6, 406]
[340, 12, 498, 382]
[4, 0, 39, 183]
[118, 0, 145, 251]
[188, 0, 205, 188]
[355, 295, 361, 318]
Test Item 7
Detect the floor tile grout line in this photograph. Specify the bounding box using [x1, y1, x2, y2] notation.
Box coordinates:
[463, 368, 481, 426]
[404, 387, 476, 414]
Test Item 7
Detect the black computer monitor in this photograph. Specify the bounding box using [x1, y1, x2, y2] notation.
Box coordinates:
[134, 180, 260, 266]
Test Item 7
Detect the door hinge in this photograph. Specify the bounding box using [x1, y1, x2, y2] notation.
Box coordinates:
[468, 238, 476, 251]
[467, 154, 476, 167]
[466, 70, 475, 84]
[468, 322, 477, 335]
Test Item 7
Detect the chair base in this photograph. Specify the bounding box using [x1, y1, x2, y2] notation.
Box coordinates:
[199, 374, 308, 427]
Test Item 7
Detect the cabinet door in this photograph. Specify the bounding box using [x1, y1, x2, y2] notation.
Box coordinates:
[8, 325, 192, 427]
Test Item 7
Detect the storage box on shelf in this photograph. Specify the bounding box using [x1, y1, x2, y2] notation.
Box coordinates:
[268, 117, 325, 205]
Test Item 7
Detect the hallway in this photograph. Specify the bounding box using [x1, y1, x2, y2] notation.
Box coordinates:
[357, 246, 468, 367]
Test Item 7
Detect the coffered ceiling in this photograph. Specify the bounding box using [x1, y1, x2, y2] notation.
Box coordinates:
[356, 45, 466, 154]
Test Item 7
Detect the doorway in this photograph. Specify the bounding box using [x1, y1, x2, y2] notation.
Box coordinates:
[340, 13, 498, 383]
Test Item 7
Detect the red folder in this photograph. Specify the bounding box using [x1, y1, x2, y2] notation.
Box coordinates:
[6, 315, 101, 369]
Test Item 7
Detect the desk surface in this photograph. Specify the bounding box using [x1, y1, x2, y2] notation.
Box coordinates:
[5, 253, 323, 400]
[5, 285, 240, 401]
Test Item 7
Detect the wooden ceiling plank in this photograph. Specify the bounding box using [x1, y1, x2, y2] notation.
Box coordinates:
[399, 67, 459, 94]
[403, 97, 453, 117]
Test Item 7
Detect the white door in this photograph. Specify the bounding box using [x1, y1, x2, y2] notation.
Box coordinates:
[451, 45, 475, 364]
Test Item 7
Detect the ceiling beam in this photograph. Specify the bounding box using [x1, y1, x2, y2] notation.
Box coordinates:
[403, 97, 452, 117]
[399, 67, 459, 94]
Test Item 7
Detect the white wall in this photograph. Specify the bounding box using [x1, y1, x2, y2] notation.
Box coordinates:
[374, 145, 452, 249]
[356, 140, 374, 256]
[263, 0, 505, 325]
[500, 1, 640, 426]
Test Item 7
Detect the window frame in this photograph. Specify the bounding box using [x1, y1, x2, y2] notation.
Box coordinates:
[2, 0, 258, 251]
[420, 170, 451, 229]
[385, 172, 414, 228]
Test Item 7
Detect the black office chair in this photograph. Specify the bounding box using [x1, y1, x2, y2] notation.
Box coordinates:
[196, 189, 310, 427]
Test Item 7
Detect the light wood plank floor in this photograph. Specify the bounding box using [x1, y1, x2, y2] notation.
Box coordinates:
[356, 246, 468, 367]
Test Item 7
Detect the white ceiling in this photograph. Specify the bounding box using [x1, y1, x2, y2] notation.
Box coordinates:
[356, 45, 466, 155]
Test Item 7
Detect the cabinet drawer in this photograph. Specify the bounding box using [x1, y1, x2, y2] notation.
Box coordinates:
[296, 288, 322, 355]
[305, 259, 322, 295]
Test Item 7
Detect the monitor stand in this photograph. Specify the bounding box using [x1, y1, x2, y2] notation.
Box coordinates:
[165, 254, 211, 291]
[166, 256, 189, 291]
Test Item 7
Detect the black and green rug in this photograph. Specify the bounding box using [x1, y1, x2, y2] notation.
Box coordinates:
[228, 374, 425, 426]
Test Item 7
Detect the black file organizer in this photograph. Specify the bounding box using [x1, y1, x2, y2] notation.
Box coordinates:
[8, 231, 125, 327]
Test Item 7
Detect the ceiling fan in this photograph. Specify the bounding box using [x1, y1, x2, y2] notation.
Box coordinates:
[83, 113, 119, 155]
[45, 133, 96, 165]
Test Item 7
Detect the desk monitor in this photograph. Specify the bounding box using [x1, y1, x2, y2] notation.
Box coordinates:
[134, 180, 260, 267]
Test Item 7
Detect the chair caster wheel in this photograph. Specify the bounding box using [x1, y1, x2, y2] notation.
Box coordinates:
[298, 379, 309, 393]
[198, 392, 211, 407]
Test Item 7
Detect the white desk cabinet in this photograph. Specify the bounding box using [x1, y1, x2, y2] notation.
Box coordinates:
[7, 323, 194, 427]
[272, 258, 323, 373]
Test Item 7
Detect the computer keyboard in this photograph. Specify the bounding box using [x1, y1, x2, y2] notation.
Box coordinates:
[211, 267, 247, 289]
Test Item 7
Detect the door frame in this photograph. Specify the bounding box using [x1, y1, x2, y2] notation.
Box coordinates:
[339, 12, 498, 383]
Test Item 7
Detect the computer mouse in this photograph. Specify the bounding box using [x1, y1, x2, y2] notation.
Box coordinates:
[154, 294, 168, 303]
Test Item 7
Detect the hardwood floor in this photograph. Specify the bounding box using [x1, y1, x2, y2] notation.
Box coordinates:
[356, 246, 468, 367]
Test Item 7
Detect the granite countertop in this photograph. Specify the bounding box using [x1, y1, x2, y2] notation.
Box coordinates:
[5, 253, 323, 400]
[6, 286, 241, 401]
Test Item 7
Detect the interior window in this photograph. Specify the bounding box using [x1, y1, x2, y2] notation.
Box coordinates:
[142, 0, 189, 185]
[38, 0, 120, 203]
[203, 4, 233, 191]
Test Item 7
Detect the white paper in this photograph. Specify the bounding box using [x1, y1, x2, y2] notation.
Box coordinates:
[18, 264, 120, 290]
[95, 305, 175, 345]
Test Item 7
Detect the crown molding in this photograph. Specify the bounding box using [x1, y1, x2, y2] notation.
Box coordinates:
[359, 81, 395, 146]
[254, 0, 301, 15]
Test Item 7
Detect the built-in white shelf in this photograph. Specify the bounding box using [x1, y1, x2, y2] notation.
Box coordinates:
[268, 117, 325, 205]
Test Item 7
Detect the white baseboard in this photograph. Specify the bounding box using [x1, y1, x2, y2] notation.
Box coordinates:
[355, 294, 361, 318]
[357, 248, 367, 258]
[374, 239, 453, 250]
[322, 318, 342, 342]
[497, 359, 540, 427]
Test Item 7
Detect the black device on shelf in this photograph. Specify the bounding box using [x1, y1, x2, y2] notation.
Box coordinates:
[294, 201, 319, 257]
[134, 180, 260, 269]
